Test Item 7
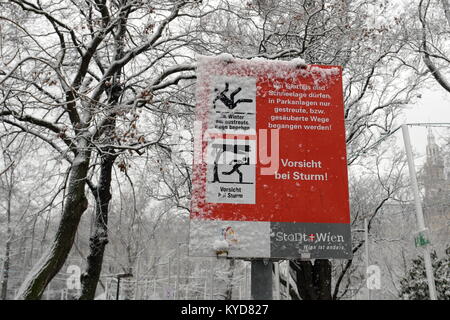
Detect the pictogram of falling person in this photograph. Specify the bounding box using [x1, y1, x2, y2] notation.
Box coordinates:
[213, 82, 253, 110]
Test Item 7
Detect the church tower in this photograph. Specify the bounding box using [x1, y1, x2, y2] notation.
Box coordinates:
[422, 128, 449, 256]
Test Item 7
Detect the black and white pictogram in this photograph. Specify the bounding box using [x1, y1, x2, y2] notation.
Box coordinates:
[208, 76, 256, 134]
[210, 143, 252, 184]
[206, 138, 256, 204]
[213, 82, 253, 111]
[206, 76, 256, 204]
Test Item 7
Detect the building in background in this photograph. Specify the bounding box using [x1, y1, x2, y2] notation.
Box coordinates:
[422, 128, 450, 256]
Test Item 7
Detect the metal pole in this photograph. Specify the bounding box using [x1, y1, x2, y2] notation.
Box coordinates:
[210, 259, 214, 300]
[401, 124, 438, 300]
[247, 261, 251, 299]
[134, 255, 140, 300]
[175, 243, 181, 299]
[144, 279, 148, 300]
[364, 218, 370, 300]
[168, 257, 171, 299]
[285, 262, 290, 300]
[244, 262, 249, 299]
[105, 277, 109, 300]
[116, 277, 121, 300]
[251, 259, 273, 300]
[274, 261, 280, 300]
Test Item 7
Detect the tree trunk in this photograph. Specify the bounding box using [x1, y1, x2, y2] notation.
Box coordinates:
[278, 268, 300, 300]
[224, 258, 235, 300]
[78, 9, 127, 299]
[0, 237, 11, 300]
[290, 259, 332, 300]
[0, 186, 12, 300]
[15, 148, 91, 300]
[79, 150, 116, 300]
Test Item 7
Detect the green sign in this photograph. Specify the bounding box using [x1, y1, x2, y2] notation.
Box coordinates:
[414, 231, 430, 248]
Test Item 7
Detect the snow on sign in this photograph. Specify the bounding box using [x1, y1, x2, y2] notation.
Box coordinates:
[189, 54, 352, 260]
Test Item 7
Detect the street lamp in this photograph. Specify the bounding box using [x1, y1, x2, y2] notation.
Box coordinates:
[115, 272, 133, 300]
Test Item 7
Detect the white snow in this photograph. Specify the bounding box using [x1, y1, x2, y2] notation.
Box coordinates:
[213, 239, 229, 251]
[289, 57, 307, 68]
[196, 54, 340, 95]
[215, 53, 235, 62]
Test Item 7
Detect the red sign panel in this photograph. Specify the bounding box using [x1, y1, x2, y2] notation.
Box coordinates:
[189, 55, 351, 259]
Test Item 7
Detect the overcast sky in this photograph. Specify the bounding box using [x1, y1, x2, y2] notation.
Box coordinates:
[399, 85, 450, 163]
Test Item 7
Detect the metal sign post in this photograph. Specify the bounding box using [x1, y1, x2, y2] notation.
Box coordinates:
[251, 260, 272, 300]
[401, 124, 437, 300]
[273, 261, 281, 300]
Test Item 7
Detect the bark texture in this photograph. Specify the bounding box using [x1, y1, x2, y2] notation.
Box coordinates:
[290, 259, 332, 300]
[79, 150, 116, 300]
[15, 149, 91, 300]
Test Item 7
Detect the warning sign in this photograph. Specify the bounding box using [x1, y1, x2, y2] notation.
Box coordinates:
[206, 137, 256, 204]
[206, 75, 257, 204]
[189, 55, 352, 260]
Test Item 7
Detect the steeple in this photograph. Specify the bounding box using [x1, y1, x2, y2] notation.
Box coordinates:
[422, 127, 450, 258]
[426, 127, 442, 166]
[427, 127, 435, 144]
[423, 127, 445, 202]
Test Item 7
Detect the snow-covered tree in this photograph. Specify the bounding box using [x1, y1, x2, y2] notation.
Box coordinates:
[399, 248, 449, 300]
[0, 0, 446, 301]
[417, 0, 450, 94]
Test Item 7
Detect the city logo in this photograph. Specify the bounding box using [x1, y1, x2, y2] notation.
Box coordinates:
[274, 231, 344, 243]
[222, 226, 238, 245]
